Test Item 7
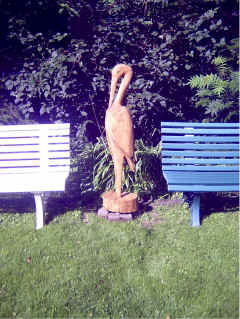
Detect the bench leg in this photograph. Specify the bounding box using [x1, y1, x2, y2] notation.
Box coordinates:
[34, 193, 45, 230]
[190, 195, 201, 227]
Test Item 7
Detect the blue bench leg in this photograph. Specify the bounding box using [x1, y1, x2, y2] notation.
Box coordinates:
[190, 195, 201, 227]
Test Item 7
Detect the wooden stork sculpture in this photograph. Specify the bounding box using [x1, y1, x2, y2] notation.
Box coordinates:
[102, 64, 137, 214]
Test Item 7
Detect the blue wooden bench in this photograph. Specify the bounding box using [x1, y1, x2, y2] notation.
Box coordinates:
[161, 122, 239, 227]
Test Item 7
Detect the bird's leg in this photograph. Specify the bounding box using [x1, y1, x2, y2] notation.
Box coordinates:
[113, 153, 123, 198]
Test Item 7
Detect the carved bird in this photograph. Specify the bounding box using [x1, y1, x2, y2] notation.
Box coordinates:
[105, 64, 135, 198]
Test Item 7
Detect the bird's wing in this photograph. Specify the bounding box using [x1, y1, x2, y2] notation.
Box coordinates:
[106, 107, 134, 158]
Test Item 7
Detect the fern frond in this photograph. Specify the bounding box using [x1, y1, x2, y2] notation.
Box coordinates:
[188, 73, 219, 89]
[213, 56, 228, 66]
[196, 88, 214, 97]
[205, 99, 226, 116]
[229, 71, 239, 94]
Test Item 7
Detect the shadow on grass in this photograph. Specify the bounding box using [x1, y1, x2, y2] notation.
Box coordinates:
[45, 191, 100, 225]
[0, 191, 238, 227]
[200, 192, 239, 221]
[0, 191, 100, 225]
[0, 194, 35, 214]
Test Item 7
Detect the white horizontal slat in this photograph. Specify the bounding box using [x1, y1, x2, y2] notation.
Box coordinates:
[0, 152, 40, 160]
[0, 166, 69, 174]
[0, 159, 40, 167]
[0, 136, 69, 146]
[0, 123, 70, 132]
[0, 158, 70, 167]
[0, 137, 40, 145]
[48, 151, 70, 159]
[48, 144, 70, 151]
[49, 158, 70, 166]
[0, 130, 39, 138]
[48, 136, 69, 143]
[0, 145, 40, 152]
[0, 144, 69, 153]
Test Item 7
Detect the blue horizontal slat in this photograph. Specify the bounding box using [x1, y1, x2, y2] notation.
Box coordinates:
[163, 171, 238, 184]
[162, 143, 239, 150]
[162, 151, 239, 158]
[162, 136, 238, 143]
[162, 158, 239, 165]
[162, 165, 238, 171]
[161, 122, 240, 128]
[167, 184, 239, 192]
[161, 128, 238, 135]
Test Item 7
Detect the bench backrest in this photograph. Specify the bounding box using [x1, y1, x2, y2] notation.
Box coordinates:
[161, 122, 240, 192]
[0, 123, 70, 175]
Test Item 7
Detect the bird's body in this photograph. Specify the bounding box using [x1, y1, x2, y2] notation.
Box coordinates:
[105, 64, 135, 197]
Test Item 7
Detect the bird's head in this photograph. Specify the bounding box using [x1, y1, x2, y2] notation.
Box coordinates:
[111, 64, 133, 81]
[109, 64, 133, 107]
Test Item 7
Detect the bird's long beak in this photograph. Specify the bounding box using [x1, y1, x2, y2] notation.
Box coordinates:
[109, 76, 117, 108]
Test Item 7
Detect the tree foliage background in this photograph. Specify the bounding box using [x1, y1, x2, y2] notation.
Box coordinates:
[0, 0, 238, 197]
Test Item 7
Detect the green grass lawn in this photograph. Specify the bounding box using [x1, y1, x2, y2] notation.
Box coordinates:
[0, 200, 239, 318]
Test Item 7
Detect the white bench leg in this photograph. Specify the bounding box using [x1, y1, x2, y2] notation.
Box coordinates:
[34, 193, 44, 230]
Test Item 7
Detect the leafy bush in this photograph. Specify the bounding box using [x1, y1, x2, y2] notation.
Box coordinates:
[93, 137, 165, 200]
[188, 52, 239, 122]
[1, 0, 238, 145]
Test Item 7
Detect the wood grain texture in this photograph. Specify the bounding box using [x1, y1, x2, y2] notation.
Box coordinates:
[102, 191, 137, 213]
[105, 64, 135, 198]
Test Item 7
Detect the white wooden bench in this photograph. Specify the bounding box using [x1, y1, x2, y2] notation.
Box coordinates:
[0, 123, 70, 229]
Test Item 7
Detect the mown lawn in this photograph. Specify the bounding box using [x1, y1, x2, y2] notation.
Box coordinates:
[0, 200, 239, 318]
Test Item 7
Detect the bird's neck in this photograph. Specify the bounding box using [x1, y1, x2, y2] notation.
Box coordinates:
[114, 77, 128, 106]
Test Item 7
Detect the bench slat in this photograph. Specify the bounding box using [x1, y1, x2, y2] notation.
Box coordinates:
[162, 135, 238, 143]
[161, 122, 240, 128]
[0, 159, 40, 167]
[162, 128, 238, 135]
[162, 151, 239, 157]
[0, 136, 69, 145]
[0, 158, 70, 168]
[0, 144, 70, 153]
[0, 137, 40, 145]
[163, 171, 238, 184]
[0, 166, 70, 174]
[0, 123, 70, 131]
[0, 151, 69, 160]
[0, 127, 69, 138]
[162, 158, 239, 165]
[166, 184, 239, 192]
[163, 165, 238, 171]
[162, 143, 239, 150]
[0, 152, 40, 160]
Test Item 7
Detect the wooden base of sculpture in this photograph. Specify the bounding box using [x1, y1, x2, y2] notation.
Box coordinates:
[102, 191, 138, 213]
